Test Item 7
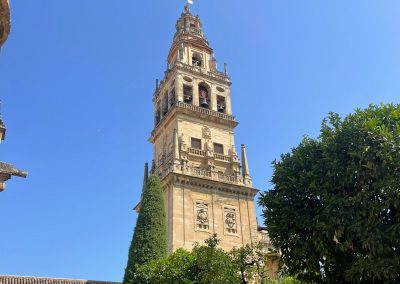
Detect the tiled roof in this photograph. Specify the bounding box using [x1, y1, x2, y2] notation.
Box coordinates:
[0, 276, 120, 284]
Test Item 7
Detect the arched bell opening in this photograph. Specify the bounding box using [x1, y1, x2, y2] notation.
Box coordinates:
[192, 53, 202, 67]
[217, 95, 226, 113]
[198, 83, 210, 109]
[183, 84, 193, 104]
[169, 86, 176, 107]
[162, 91, 168, 116]
[155, 102, 161, 125]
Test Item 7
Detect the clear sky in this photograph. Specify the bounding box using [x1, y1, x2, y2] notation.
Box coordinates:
[1, 0, 399, 282]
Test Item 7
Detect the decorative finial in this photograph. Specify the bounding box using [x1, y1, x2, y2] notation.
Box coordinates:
[185, 0, 193, 13]
[241, 144, 251, 179]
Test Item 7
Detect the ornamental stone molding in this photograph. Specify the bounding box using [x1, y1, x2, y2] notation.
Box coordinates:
[195, 201, 209, 231]
[0, 0, 10, 48]
[224, 207, 237, 235]
[0, 162, 27, 192]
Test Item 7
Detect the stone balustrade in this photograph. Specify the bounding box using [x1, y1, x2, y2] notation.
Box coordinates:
[175, 61, 230, 83]
[214, 153, 231, 162]
[176, 101, 235, 121]
[157, 163, 249, 187]
[188, 147, 206, 157]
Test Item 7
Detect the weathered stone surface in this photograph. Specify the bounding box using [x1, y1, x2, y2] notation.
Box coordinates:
[0, 0, 10, 48]
[0, 162, 27, 192]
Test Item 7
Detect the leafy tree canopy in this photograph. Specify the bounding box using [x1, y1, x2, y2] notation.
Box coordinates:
[134, 234, 295, 284]
[123, 174, 167, 283]
[259, 104, 400, 283]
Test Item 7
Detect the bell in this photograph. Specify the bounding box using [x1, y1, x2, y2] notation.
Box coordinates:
[184, 95, 192, 103]
[200, 98, 209, 108]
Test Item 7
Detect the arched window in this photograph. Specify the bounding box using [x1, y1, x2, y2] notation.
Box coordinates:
[169, 87, 176, 107]
[217, 95, 226, 113]
[183, 85, 193, 104]
[155, 103, 161, 125]
[192, 53, 202, 67]
[162, 92, 168, 115]
[199, 84, 210, 109]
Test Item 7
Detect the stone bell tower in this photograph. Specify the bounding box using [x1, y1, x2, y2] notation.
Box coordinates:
[147, 3, 259, 252]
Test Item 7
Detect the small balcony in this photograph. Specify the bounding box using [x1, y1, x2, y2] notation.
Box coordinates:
[188, 147, 206, 157]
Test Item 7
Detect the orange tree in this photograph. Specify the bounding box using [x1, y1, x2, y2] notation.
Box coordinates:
[259, 104, 400, 283]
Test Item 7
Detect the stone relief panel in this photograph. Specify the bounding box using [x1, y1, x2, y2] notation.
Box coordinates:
[195, 201, 209, 231]
[224, 207, 238, 235]
[202, 126, 211, 139]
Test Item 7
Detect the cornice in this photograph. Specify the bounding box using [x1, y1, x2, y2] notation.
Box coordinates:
[162, 171, 259, 198]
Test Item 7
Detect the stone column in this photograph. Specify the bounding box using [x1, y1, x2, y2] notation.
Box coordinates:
[193, 79, 199, 106]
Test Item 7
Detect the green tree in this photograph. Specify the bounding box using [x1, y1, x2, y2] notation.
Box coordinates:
[134, 248, 195, 284]
[191, 234, 240, 284]
[230, 243, 275, 284]
[134, 234, 297, 284]
[259, 104, 400, 283]
[123, 174, 167, 284]
[134, 235, 240, 284]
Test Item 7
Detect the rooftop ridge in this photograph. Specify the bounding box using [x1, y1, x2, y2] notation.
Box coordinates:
[0, 275, 120, 284]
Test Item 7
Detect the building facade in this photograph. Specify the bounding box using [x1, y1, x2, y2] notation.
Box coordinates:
[145, 3, 259, 252]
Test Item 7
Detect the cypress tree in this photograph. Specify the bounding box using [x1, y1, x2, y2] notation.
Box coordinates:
[123, 174, 167, 283]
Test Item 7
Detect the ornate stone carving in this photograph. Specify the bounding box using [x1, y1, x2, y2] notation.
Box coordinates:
[202, 126, 211, 139]
[224, 207, 237, 234]
[195, 201, 209, 230]
[0, 0, 11, 48]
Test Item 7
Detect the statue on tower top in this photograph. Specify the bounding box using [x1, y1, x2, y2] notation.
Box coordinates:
[184, 0, 193, 14]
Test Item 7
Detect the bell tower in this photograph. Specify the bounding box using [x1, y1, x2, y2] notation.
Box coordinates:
[148, 3, 259, 251]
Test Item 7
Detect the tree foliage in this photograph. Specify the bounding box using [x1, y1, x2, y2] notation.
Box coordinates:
[259, 104, 400, 283]
[123, 174, 167, 284]
[134, 234, 290, 284]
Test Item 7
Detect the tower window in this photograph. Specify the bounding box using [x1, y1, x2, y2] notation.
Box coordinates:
[192, 53, 202, 67]
[155, 109, 161, 125]
[191, 138, 202, 150]
[162, 92, 168, 115]
[217, 96, 226, 113]
[213, 143, 224, 154]
[178, 48, 184, 61]
[199, 84, 210, 109]
[183, 85, 193, 104]
[169, 86, 176, 107]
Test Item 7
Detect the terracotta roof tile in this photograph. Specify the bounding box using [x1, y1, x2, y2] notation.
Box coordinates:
[0, 276, 120, 284]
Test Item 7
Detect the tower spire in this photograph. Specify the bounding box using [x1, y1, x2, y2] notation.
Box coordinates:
[241, 144, 251, 179]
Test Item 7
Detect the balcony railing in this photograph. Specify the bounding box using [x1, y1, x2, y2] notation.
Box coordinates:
[175, 62, 230, 83]
[190, 168, 212, 178]
[188, 147, 206, 157]
[156, 163, 250, 187]
[176, 101, 235, 121]
[214, 153, 230, 162]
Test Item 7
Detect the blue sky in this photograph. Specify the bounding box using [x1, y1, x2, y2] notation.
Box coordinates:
[1, 0, 399, 282]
